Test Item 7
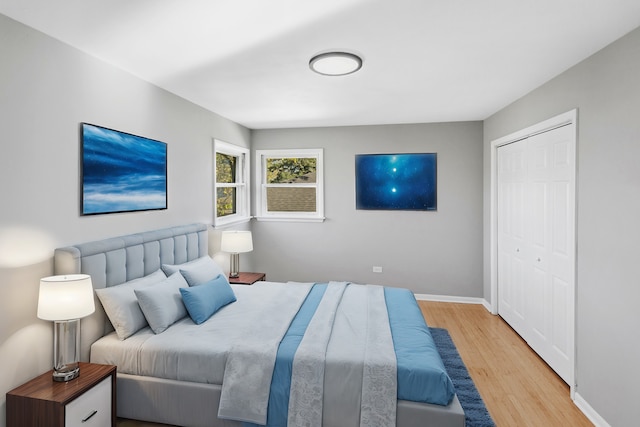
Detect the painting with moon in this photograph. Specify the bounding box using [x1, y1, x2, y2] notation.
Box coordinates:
[81, 123, 167, 215]
[355, 153, 437, 211]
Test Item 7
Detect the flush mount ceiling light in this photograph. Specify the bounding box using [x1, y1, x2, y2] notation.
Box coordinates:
[309, 52, 363, 76]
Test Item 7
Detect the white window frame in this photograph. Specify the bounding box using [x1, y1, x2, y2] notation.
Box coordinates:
[213, 139, 250, 228]
[255, 148, 325, 222]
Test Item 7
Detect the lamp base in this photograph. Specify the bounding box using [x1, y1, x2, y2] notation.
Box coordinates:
[52, 319, 81, 382]
[229, 253, 240, 278]
[53, 365, 80, 382]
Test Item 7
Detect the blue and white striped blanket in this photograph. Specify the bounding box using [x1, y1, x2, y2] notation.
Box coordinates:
[218, 281, 454, 427]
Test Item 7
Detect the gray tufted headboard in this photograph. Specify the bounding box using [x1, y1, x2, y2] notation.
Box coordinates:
[54, 223, 209, 362]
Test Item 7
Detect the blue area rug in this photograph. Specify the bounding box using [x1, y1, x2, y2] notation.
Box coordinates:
[430, 327, 496, 427]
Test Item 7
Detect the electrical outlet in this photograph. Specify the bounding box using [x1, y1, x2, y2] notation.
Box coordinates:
[372, 266, 383, 273]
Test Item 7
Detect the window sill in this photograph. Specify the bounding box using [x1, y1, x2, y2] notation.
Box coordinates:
[212, 216, 252, 229]
[255, 216, 326, 223]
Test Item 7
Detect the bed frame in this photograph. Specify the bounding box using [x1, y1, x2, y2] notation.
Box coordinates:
[54, 223, 465, 427]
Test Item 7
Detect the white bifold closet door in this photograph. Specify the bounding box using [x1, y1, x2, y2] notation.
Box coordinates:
[497, 123, 575, 385]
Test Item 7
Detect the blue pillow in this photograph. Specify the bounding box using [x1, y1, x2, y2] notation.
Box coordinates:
[180, 275, 237, 324]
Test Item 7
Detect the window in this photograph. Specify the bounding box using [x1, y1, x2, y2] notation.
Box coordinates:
[214, 140, 250, 227]
[255, 149, 324, 222]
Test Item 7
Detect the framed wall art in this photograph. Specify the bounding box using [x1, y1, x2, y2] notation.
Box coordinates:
[81, 123, 167, 215]
[355, 152, 437, 211]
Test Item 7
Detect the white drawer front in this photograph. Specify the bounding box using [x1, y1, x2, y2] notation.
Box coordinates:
[65, 377, 111, 427]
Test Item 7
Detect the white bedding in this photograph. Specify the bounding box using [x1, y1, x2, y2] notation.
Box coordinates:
[289, 282, 398, 427]
[91, 282, 284, 383]
[218, 282, 313, 424]
[91, 281, 430, 427]
[287, 281, 349, 427]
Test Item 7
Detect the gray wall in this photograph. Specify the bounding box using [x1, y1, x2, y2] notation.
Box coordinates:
[0, 14, 249, 426]
[483, 26, 640, 427]
[252, 122, 484, 297]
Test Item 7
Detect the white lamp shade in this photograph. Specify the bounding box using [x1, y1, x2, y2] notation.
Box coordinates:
[220, 231, 253, 253]
[37, 274, 95, 321]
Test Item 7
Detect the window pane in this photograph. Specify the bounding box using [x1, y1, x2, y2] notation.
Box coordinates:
[266, 158, 316, 184]
[267, 187, 316, 212]
[216, 153, 237, 183]
[216, 187, 237, 217]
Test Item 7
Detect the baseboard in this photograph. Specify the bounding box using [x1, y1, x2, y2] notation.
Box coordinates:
[573, 393, 611, 427]
[414, 293, 492, 312]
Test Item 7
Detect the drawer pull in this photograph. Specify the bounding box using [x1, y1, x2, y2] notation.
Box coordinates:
[82, 410, 98, 423]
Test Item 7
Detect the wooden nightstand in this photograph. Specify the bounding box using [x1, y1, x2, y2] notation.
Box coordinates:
[6, 362, 116, 427]
[228, 272, 266, 285]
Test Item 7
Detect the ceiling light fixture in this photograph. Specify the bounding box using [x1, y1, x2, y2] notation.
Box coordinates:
[309, 52, 363, 76]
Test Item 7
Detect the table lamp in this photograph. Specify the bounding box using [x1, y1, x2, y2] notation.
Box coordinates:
[37, 274, 95, 382]
[220, 231, 253, 278]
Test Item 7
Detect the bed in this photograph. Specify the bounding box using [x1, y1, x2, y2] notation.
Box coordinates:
[54, 223, 465, 427]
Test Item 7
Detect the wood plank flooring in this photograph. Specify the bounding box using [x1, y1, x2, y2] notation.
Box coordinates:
[117, 301, 593, 427]
[419, 301, 592, 427]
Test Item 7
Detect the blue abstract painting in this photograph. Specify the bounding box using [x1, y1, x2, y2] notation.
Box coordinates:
[81, 123, 167, 215]
[355, 153, 437, 211]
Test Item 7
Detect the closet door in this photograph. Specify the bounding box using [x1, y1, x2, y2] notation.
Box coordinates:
[497, 124, 575, 385]
[525, 124, 575, 384]
[497, 139, 529, 339]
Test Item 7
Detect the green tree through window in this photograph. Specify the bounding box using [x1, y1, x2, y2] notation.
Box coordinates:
[266, 158, 316, 183]
[213, 140, 249, 227]
[216, 153, 237, 217]
[256, 149, 324, 221]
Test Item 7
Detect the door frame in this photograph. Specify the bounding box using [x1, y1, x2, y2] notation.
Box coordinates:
[489, 109, 577, 396]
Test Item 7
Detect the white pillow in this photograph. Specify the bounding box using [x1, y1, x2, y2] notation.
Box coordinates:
[162, 256, 225, 286]
[95, 269, 167, 340]
[134, 272, 189, 334]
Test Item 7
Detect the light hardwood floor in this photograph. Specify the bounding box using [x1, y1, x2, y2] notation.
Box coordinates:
[117, 301, 593, 427]
[420, 301, 592, 427]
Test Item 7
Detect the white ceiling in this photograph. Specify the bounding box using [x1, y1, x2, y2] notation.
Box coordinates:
[2, 0, 640, 129]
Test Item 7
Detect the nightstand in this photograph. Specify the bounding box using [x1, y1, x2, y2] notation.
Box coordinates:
[6, 362, 116, 427]
[228, 272, 266, 285]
